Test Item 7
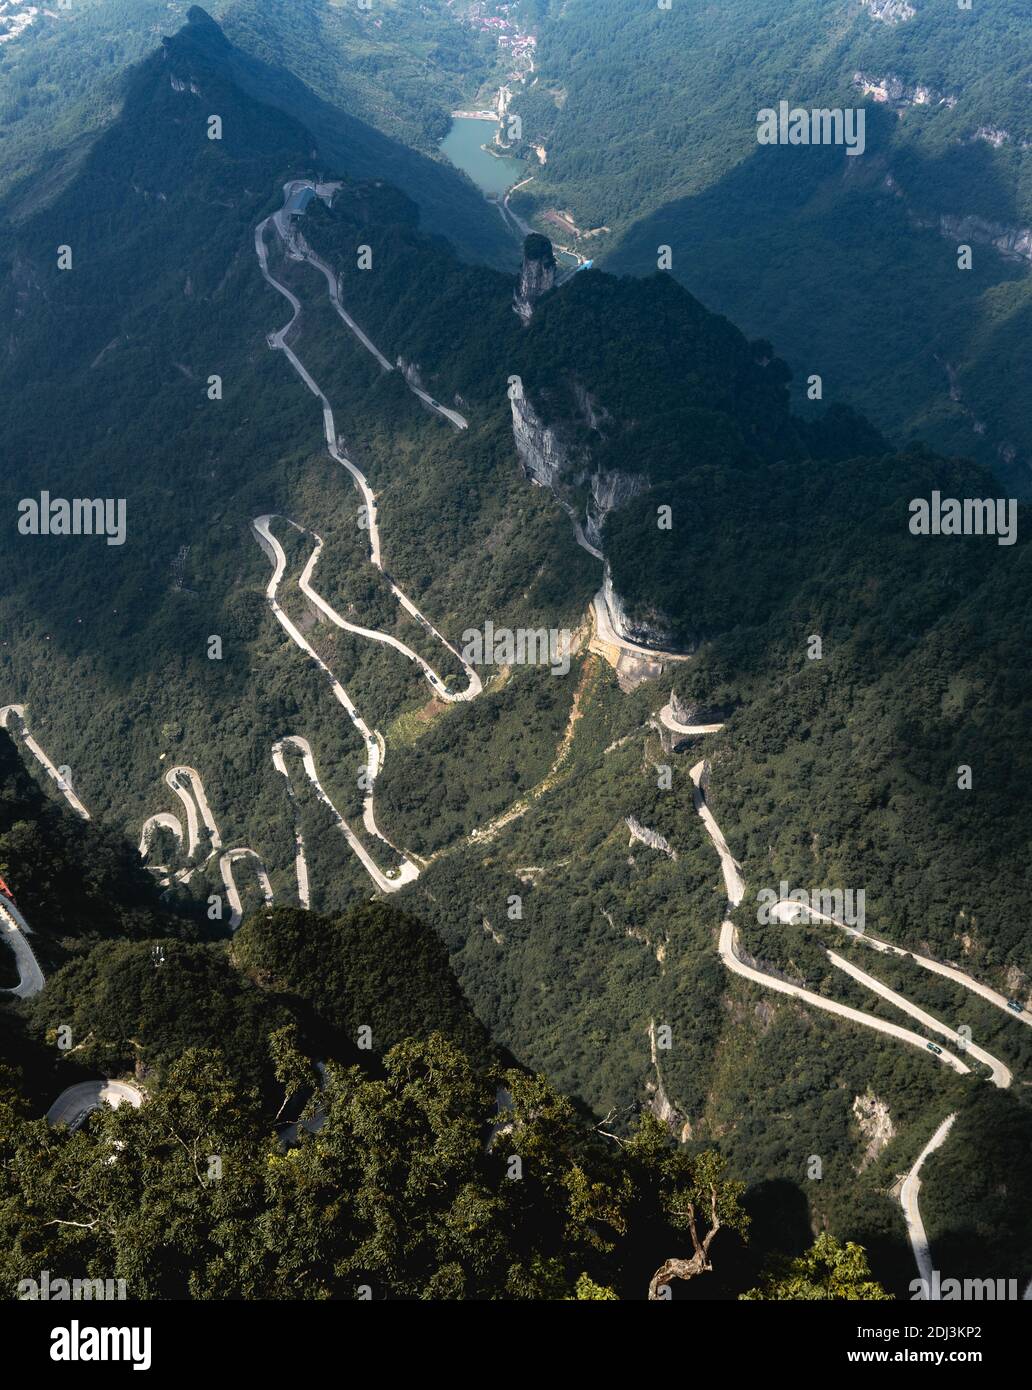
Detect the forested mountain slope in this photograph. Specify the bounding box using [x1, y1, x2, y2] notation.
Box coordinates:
[0, 0, 513, 264]
[508, 0, 1032, 491]
[0, 8, 1029, 1298]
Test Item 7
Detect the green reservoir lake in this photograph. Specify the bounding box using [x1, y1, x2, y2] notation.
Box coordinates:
[440, 117, 526, 196]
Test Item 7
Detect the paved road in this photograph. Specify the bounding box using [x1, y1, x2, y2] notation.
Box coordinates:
[220, 848, 274, 929]
[46, 1080, 143, 1131]
[263, 180, 468, 430]
[657, 703, 724, 736]
[139, 765, 272, 920]
[592, 590, 691, 665]
[137, 811, 182, 865]
[0, 704, 91, 819]
[272, 736, 418, 895]
[0, 898, 45, 999]
[250, 182, 497, 896]
[687, 757, 1032, 1291]
[828, 950, 1010, 1088]
[770, 899, 1032, 1035]
[294, 519, 481, 703]
[689, 762, 979, 1079]
[900, 1114, 956, 1298]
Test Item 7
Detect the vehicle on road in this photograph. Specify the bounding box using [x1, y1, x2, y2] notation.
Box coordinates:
[926, 1042, 943, 1055]
[0, 876, 15, 903]
[1007, 999, 1025, 1014]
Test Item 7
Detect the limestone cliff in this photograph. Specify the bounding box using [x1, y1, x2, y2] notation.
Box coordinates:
[513, 233, 557, 323]
[860, 0, 915, 23]
[670, 689, 729, 727]
[934, 213, 1032, 265]
[603, 565, 676, 649]
[510, 377, 675, 651]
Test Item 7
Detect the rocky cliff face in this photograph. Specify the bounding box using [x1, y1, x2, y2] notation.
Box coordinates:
[510, 392, 572, 490]
[670, 689, 728, 726]
[513, 233, 557, 323]
[852, 1092, 895, 1172]
[625, 816, 677, 860]
[510, 380, 677, 649]
[603, 565, 676, 649]
[860, 0, 915, 23]
[396, 356, 425, 391]
[586, 469, 648, 549]
[853, 72, 955, 109]
[934, 213, 1032, 265]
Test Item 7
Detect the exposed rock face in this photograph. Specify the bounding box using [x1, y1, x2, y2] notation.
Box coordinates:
[586, 470, 648, 549]
[647, 1019, 691, 1142]
[603, 566, 676, 649]
[853, 72, 955, 109]
[935, 213, 1032, 265]
[510, 379, 677, 652]
[852, 1092, 895, 1173]
[670, 690, 728, 727]
[510, 392, 571, 489]
[396, 356, 425, 391]
[860, 0, 915, 23]
[626, 816, 677, 860]
[513, 233, 557, 323]
[974, 125, 1010, 148]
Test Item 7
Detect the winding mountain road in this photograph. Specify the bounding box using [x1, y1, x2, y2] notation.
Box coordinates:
[46, 1080, 143, 1132]
[220, 849, 274, 929]
[249, 181, 492, 897]
[657, 703, 724, 737]
[0, 897, 45, 999]
[138, 764, 272, 927]
[769, 899, 1032, 1035]
[686, 757, 1027, 1291]
[272, 735, 417, 895]
[0, 704, 91, 819]
[900, 1114, 956, 1298]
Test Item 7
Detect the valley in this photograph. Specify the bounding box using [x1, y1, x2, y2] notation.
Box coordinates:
[0, 2, 1029, 1315]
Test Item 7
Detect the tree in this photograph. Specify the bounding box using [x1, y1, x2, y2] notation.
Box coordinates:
[625, 1114, 750, 1299]
[740, 1232, 892, 1301]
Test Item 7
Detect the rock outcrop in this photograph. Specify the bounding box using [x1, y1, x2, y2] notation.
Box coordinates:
[603, 566, 676, 649]
[513, 233, 557, 323]
[852, 1092, 895, 1172]
[586, 469, 648, 549]
[670, 689, 729, 727]
[510, 392, 573, 490]
[626, 816, 677, 860]
[934, 213, 1032, 265]
[860, 0, 915, 23]
[853, 72, 955, 109]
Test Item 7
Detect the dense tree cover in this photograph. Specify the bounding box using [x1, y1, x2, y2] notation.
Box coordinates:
[26, 938, 293, 1103]
[233, 903, 493, 1066]
[0, 7, 1028, 1299]
[741, 1233, 891, 1301]
[0, 1036, 758, 1300]
[508, 0, 1032, 488]
[0, 2, 512, 265]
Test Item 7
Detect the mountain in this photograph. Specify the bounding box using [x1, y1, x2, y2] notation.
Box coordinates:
[0, 1, 514, 266]
[505, 0, 1032, 492]
[1, 6, 1030, 1301]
